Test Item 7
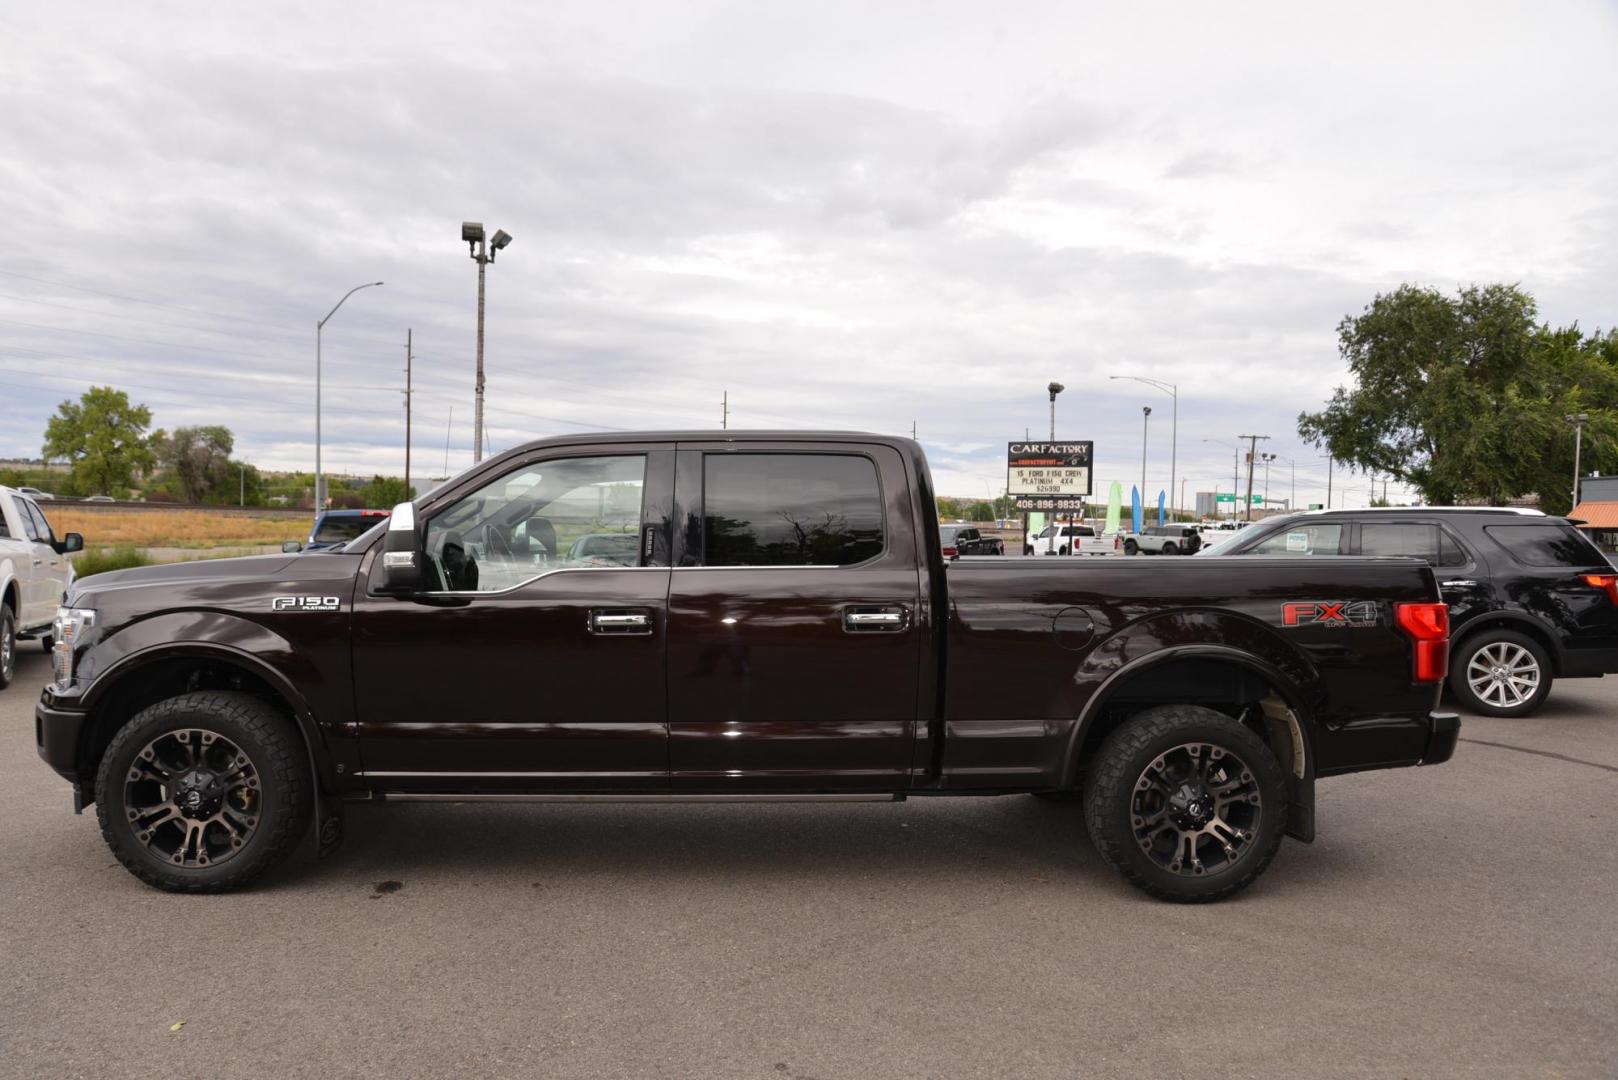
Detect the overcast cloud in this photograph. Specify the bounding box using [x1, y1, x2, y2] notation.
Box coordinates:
[2, 1, 1616, 506]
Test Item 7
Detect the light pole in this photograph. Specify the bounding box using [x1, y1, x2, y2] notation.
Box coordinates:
[316, 281, 384, 509]
[1260, 452, 1276, 507]
[1043, 382, 1064, 552]
[463, 221, 513, 464]
[1111, 376, 1176, 519]
[1140, 405, 1152, 511]
[1203, 438, 1240, 519]
[1566, 412, 1590, 509]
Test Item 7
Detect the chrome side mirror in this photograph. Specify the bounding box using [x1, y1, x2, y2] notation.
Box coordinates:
[381, 502, 422, 591]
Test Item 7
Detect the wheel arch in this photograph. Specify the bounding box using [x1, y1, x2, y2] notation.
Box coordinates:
[1450, 612, 1563, 674]
[75, 642, 339, 806]
[1060, 644, 1318, 841]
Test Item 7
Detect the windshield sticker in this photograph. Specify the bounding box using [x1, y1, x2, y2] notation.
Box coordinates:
[1282, 600, 1378, 628]
[272, 596, 340, 613]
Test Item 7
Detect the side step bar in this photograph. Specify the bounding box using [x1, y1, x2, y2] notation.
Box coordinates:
[380, 792, 906, 804]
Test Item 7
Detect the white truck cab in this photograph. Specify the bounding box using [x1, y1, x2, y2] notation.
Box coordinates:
[0, 485, 81, 688]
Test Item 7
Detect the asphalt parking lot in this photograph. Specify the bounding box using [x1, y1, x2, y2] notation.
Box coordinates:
[2, 650, 1615, 1079]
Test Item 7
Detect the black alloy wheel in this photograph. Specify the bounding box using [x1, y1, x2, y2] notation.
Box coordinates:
[97, 692, 311, 892]
[1085, 705, 1287, 902]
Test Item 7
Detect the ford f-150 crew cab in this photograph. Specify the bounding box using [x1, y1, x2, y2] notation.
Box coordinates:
[36, 432, 1458, 902]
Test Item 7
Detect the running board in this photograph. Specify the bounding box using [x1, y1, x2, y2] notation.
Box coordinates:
[380, 792, 905, 804]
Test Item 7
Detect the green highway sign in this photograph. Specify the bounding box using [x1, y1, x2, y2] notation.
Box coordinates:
[1215, 492, 1235, 503]
[1309, 503, 1324, 510]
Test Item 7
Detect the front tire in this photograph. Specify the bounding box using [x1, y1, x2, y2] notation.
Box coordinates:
[1449, 630, 1552, 718]
[1023, 545, 1034, 557]
[1123, 540, 1139, 556]
[0, 601, 15, 689]
[1084, 705, 1287, 902]
[95, 691, 312, 892]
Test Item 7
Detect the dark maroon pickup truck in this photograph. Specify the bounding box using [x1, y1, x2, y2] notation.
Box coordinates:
[37, 432, 1458, 901]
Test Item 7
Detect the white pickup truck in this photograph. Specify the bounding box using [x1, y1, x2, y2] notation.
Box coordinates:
[0, 486, 81, 689]
[1023, 522, 1120, 556]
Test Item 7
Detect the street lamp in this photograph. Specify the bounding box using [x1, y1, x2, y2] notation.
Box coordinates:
[1111, 376, 1176, 519]
[464, 221, 514, 464]
[1260, 452, 1277, 506]
[1566, 412, 1590, 509]
[1042, 382, 1065, 552]
[315, 281, 384, 509]
[1140, 405, 1152, 510]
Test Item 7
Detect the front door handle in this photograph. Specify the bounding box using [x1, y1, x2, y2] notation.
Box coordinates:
[1439, 580, 1478, 589]
[589, 609, 653, 635]
[843, 606, 909, 633]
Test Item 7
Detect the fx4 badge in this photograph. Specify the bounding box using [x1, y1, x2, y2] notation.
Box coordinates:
[272, 596, 340, 613]
[1282, 600, 1378, 628]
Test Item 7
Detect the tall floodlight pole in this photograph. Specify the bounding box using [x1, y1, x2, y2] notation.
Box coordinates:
[1566, 412, 1590, 509]
[1044, 382, 1065, 553]
[463, 222, 513, 464]
[1141, 406, 1152, 506]
[1110, 376, 1176, 519]
[315, 281, 384, 510]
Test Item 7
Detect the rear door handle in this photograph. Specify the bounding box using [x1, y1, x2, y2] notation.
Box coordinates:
[843, 606, 909, 633]
[589, 609, 653, 634]
[1439, 580, 1478, 589]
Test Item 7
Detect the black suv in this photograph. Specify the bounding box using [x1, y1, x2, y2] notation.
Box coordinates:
[1210, 508, 1618, 717]
[939, 524, 1003, 557]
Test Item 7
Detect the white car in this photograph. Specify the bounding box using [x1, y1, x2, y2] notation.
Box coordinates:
[1024, 522, 1119, 556]
[0, 486, 81, 688]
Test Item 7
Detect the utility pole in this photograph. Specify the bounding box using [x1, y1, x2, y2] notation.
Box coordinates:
[722, 391, 729, 430]
[1566, 412, 1589, 509]
[444, 406, 453, 480]
[911, 420, 917, 440]
[1326, 455, 1333, 508]
[403, 329, 413, 498]
[1239, 434, 1270, 521]
[239, 464, 245, 507]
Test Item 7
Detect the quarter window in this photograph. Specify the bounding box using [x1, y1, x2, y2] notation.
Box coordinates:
[703, 454, 884, 567]
[422, 455, 646, 592]
[1485, 524, 1604, 568]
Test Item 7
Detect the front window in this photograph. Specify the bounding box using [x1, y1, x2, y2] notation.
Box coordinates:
[702, 453, 884, 567]
[13, 497, 41, 542]
[422, 454, 646, 592]
[1244, 522, 1343, 555]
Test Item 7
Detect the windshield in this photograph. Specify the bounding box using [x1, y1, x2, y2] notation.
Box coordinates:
[313, 515, 380, 544]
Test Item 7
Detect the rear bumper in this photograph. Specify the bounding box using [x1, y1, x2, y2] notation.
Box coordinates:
[1558, 645, 1618, 678]
[1420, 711, 1461, 766]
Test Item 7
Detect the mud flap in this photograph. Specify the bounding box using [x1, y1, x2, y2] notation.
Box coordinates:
[1285, 774, 1315, 843]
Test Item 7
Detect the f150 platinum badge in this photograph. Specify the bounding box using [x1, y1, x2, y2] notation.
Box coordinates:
[1281, 600, 1378, 628]
[272, 596, 341, 612]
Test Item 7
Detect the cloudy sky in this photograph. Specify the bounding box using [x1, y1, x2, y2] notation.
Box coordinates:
[3, 1, 1615, 508]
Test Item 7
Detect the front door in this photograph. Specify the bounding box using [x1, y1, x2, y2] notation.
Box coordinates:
[350, 447, 675, 791]
[666, 444, 923, 791]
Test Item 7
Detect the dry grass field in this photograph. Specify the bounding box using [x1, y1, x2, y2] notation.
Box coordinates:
[45, 507, 309, 549]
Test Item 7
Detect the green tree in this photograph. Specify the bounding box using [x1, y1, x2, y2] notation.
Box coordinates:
[361, 475, 413, 507]
[152, 425, 236, 503]
[965, 500, 996, 521]
[1298, 285, 1618, 513]
[42, 387, 156, 496]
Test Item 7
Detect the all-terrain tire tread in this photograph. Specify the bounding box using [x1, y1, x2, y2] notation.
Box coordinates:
[95, 691, 311, 893]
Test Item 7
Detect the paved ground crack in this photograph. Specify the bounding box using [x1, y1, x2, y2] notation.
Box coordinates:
[1458, 737, 1618, 775]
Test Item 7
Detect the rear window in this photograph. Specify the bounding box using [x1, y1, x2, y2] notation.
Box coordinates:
[314, 515, 378, 543]
[1485, 524, 1605, 567]
[703, 453, 884, 567]
[1359, 522, 1468, 567]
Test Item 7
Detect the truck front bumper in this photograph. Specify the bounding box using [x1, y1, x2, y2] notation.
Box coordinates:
[36, 697, 86, 785]
[1420, 711, 1461, 766]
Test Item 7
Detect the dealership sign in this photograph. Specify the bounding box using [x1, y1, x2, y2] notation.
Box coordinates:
[1007, 442, 1093, 511]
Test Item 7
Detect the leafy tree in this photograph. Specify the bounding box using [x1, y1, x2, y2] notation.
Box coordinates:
[1298, 285, 1618, 513]
[965, 500, 996, 521]
[42, 387, 155, 497]
[361, 475, 413, 507]
[152, 425, 236, 503]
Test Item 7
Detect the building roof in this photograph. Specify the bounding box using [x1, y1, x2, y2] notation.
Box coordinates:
[1569, 501, 1618, 529]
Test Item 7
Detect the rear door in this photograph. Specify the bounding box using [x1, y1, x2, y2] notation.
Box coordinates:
[1355, 519, 1488, 626]
[666, 442, 923, 790]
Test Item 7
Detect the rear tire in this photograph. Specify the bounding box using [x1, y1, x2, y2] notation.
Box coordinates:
[95, 691, 312, 892]
[1058, 545, 1070, 556]
[1162, 542, 1179, 556]
[0, 602, 15, 689]
[1023, 545, 1034, 556]
[41, 633, 54, 653]
[1448, 630, 1552, 718]
[1084, 705, 1287, 903]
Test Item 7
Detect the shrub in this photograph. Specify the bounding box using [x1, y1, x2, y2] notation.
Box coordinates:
[73, 546, 154, 578]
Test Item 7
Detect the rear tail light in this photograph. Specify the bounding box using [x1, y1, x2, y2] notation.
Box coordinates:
[1395, 602, 1450, 683]
[1579, 573, 1618, 605]
[941, 545, 957, 559]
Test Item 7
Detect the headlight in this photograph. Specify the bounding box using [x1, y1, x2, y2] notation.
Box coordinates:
[52, 607, 95, 691]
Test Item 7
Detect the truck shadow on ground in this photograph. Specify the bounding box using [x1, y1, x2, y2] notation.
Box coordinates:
[267, 795, 1131, 892]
